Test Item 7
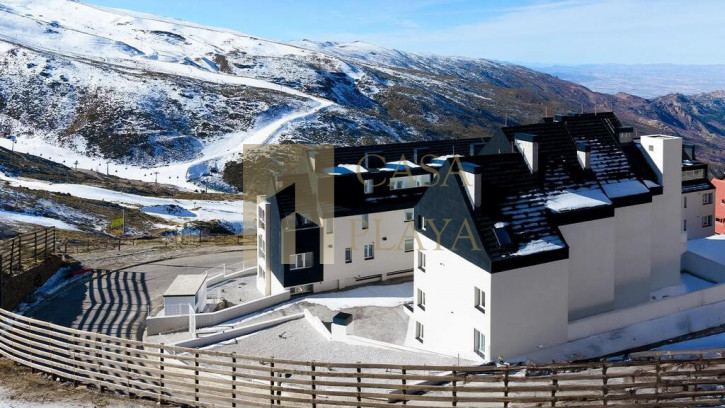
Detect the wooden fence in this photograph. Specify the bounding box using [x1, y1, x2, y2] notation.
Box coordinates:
[0, 308, 723, 407]
[0, 227, 56, 276]
[59, 234, 245, 254]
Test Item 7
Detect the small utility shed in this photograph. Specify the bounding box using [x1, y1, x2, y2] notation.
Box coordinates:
[163, 274, 208, 316]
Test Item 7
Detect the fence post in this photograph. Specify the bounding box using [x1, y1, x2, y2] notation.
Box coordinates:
[158, 346, 165, 404]
[503, 365, 510, 408]
[655, 358, 661, 401]
[270, 360, 275, 405]
[356, 366, 362, 408]
[402, 368, 407, 405]
[9, 239, 14, 273]
[34, 230, 38, 262]
[194, 352, 200, 403]
[452, 369, 457, 407]
[311, 362, 317, 408]
[551, 368, 557, 407]
[602, 362, 608, 405]
[232, 354, 237, 408]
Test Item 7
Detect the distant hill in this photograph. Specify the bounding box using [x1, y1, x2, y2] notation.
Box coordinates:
[532, 63, 725, 99]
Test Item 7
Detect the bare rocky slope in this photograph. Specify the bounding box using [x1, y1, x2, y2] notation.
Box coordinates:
[0, 0, 722, 193]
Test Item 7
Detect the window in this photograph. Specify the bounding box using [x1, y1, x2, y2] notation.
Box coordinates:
[703, 215, 713, 227]
[683, 219, 687, 232]
[362, 214, 369, 230]
[257, 265, 265, 279]
[703, 192, 714, 205]
[415, 322, 424, 342]
[474, 329, 485, 357]
[364, 244, 374, 260]
[404, 209, 414, 222]
[325, 219, 333, 234]
[345, 247, 352, 263]
[290, 252, 314, 270]
[364, 181, 373, 194]
[404, 238, 414, 253]
[474, 287, 485, 313]
[258, 206, 265, 229]
[418, 251, 426, 272]
[417, 289, 426, 310]
[417, 215, 426, 230]
[683, 196, 687, 209]
[258, 235, 265, 259]
[648, 145, 654, 152]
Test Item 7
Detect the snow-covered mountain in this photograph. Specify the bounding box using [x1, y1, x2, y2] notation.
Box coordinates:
[0, 0, 724, 194]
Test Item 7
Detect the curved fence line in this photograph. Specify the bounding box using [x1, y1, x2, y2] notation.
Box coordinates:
[0, 308, 724, 407]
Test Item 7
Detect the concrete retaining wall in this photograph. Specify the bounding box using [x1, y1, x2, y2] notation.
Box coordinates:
[172, 313, 303, 348]
[682, 252, 725, 283]
[568, 283, 725, 341]
[147, 290, 290, 335]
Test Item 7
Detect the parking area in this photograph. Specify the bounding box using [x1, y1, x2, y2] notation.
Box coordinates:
[29, 251, 246, 340]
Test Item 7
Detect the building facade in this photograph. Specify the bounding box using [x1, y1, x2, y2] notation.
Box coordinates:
[712, 177, 725, 235]
[681, 144, 716, 240]
[257, 112, 689, 361]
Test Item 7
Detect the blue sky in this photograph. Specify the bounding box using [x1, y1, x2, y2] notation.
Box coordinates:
[87, 0, 725, 65]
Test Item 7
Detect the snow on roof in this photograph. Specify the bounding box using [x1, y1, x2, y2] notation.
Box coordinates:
[687, 234, 725, 265]
[382, 160, 420, 171]
[164, 274, 207, 297]
[601, 179, 649, 199]
[546, 188, 612, 213]
[428, 154, 462, 167]
[644, 179, 661, 189]
[512, 238, 565, 257]
[323, 164, 367, 175]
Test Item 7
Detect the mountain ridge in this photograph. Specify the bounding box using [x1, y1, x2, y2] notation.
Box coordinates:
[0, 0, 722, 194]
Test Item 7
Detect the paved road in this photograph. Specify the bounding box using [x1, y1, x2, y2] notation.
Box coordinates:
[30, 251, 246, 340]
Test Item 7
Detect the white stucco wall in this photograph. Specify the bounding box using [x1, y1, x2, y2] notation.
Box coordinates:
[412, 234, 491, 362]
[320, 209, 415, 291]
[489, 259, 569, 360]
[412, 235, 569, 362]
[256, 201, 272, 296]
[559, 218, 615, 320]
[613, 203, 652, 308]
[640, 135, 685, 291]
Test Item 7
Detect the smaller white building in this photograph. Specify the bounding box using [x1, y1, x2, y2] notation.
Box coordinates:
[163, 274, 208, 316]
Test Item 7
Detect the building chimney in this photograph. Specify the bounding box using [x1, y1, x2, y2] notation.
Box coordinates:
[576, 141, 591, 170]
[617, 126, 634, 144]
[460, 162, 482, 208]
[514, 133, 541, 173]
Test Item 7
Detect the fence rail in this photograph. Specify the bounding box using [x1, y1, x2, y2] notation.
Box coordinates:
[0, 308, 723, 407]
[0, 227, 56, 276]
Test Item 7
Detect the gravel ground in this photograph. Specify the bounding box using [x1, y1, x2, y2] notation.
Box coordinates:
[207, 273, 262, 306]
[211, 318, 469, 366]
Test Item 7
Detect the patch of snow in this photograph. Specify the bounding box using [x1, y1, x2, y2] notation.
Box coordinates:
[512, 238, 565, 256]
[546, 188, 611, 213]
[643, 179, 661, 189]
[0, 171, 247, 229]
[601, 179, 649, 199]
[0, 209, 78, 230]
[687, 234, 725, 265]
[302, 282, 413, 310]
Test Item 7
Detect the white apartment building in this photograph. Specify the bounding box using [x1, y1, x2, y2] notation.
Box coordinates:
[257, 112, 693, 361]
[681, 145, 716, 240]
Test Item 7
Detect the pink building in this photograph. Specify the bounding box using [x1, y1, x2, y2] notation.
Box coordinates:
[714, 177, 725, 234]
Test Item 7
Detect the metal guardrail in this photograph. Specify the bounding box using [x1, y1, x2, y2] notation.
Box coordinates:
[0, 308, 724, 407]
